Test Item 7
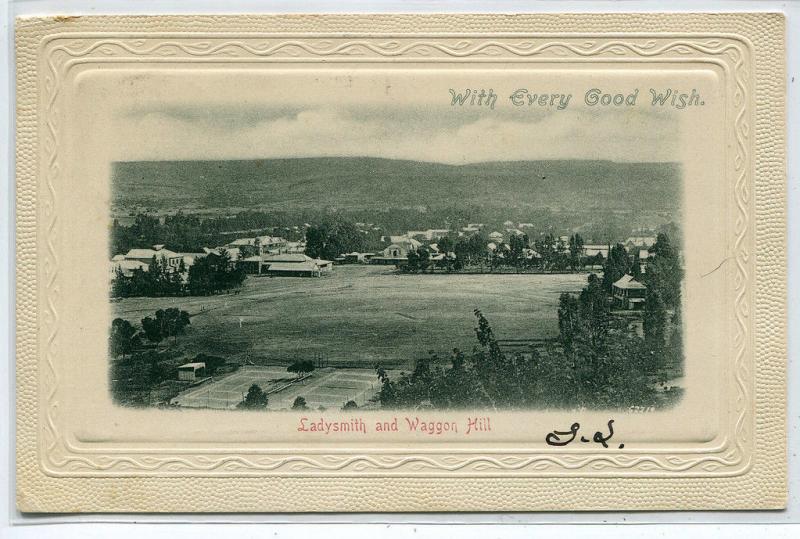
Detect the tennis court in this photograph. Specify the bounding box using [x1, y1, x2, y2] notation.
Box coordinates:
[170, 365, 382, 410]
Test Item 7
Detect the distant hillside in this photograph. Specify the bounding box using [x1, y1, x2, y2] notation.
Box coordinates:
[111, 157, 681, 213]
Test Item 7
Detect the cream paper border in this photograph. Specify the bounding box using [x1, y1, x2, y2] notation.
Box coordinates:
[15, 14, 786, 511]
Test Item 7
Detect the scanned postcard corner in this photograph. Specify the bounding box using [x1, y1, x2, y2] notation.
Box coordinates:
[14, 12, 787, 512]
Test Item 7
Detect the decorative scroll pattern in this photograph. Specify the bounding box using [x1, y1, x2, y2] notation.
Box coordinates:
[38, 34, 753, 476]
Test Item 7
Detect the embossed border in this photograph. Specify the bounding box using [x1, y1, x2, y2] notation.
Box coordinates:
[15, 14, 786, 512]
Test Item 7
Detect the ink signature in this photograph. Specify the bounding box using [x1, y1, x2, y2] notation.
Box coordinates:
[545, 420, 624, 449]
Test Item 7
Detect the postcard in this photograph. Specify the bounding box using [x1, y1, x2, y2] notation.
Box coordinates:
[15, 13, 787, 512]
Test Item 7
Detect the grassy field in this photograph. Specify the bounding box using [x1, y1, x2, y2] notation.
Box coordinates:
[112, 266, 590, 367]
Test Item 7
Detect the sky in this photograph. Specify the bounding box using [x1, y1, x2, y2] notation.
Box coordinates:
[117, 102, 680, 164]
[72, 66, 718, 165]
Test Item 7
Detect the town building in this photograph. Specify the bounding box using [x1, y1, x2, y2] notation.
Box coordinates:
[123, 245, 182, 270]
[109, 255, 149, 278]
[582, 244, 610, 259]
[407, 229, 450, 241]
[612, 274, 647, 310]
[237, 255, 264, 274]
[638, 248, 653, 273]
[283, 241, 306, 254]
[202, 246, 242, 262]
[261, 253, 333, 277]
[225, 235, 287, 257]
[523, 248, 541, 261]
[340, 252, 375, 264]
[624, 236, 657, 250]
[371, 237, 423, 265]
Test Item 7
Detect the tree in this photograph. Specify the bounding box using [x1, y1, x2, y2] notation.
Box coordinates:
[109, 318, 138, 358]
[141, 314, 164, 345]
[163, 308, 191, 341]
[405, 248, 420, 273]
[601, 243, 630, 292]
[631, 255, 642, 278]
[437, 236, 455, 257]
[305, 219, 365, 260]
[643, 290, 667, 357]
[467, 232, 489, 268]
[292, 396, 308, 410]
[577, 273, 610, 351]
[342, 400, 358, 410]
[508, 233, 529, 270]
[193, 353, 226, 375]
[288, 360, 315, 378]
[110, 267, 131, 298]
[454, 239, 470, 267]
[187, 249, 245, 296]
[643, 233, 683, 309]
[534, 233, 556, 269]
[557, 293, 580, 353]
[417, 247, 431, 273]
[241, 384, 268, 409]
[141, 308, 190, 345]
[650, 232, 676, 259]
[568, 233, 584, 270]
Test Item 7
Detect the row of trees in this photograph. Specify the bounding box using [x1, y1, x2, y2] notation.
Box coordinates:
[304, 219, 368, 260]
[400, 232, 594, 274]
[111, 250, 246, 298]
[186, 250, 247, 296]
[112, 211, 306, 256]
[375, 308, 666, 410]
[109, 308, 191, 359]
[112, 208, 673, 263]
[239, 385, 357, 411]
[111, 255, 186, 298]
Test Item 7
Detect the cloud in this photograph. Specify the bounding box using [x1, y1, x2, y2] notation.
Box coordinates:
[124, 104, 306, 130]
[112, 103, 679, 164]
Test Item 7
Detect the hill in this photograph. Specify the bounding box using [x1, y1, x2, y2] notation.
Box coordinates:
[111, 157, 681, 213]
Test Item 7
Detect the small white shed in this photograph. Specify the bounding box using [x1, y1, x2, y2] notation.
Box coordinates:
[177, 362, 206, 382]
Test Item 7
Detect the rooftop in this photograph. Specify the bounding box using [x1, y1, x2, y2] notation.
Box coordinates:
[263, 253, 312, 263]
[625, 236, 657, 246]
[125, 247, 179, 259]
[177, 362, 206, 370]
[265, 262, 325, 272]
[613, 274, 647, 290]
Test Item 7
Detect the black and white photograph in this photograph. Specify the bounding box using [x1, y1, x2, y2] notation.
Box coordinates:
[105, 74, 685, 412]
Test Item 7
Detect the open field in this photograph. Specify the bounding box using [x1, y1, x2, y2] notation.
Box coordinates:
[112, 266, 590, 366]
[171, 365, 384, 410]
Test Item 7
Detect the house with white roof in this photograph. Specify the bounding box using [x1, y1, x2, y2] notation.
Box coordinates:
[109, 255, 149, 279]
[582, 244, 610, 259]
[261, 253, 333, 277]
[488, 231, 504, 242]
[371, 237, 423, 265]
[612, 274, 647, 310]
[122, 245, 183, 271]
[624, 236, 657, 249]
[225, 235, 287, 257]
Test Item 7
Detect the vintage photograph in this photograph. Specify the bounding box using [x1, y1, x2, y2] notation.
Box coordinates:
[106, 76, 685, 412]
[16, 12, 788, 514]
